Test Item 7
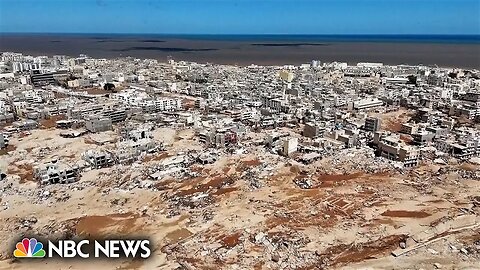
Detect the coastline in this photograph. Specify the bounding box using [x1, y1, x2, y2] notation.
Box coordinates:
[1, 34, 479, 68]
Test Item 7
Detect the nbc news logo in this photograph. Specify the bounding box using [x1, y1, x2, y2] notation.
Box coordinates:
[14, 238, 151, 259]
[14, 238, 46, 258]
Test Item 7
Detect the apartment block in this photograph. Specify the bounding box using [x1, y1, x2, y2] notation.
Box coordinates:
[364, 117, 382, 132]
[302, 122, 322, 138]
[85, 115, 112, 133]
[374, 132, 419, 167]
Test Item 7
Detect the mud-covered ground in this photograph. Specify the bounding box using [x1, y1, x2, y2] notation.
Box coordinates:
[0, 127, 479, 269]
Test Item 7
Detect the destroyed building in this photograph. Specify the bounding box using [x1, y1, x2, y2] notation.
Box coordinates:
[83, 149, 115, 169]
[34, 161, 81, 185]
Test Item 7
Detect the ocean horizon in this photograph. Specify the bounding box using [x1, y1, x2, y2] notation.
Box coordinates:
[2, 33, 480, 44]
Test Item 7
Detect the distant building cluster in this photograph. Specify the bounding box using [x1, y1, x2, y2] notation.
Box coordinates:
[1, 51, 479, 185]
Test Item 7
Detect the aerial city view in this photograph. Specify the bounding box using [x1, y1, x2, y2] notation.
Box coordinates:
[0, 0, 479, 269]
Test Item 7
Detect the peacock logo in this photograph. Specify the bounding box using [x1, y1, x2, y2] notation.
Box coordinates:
[14, 238, 46, 258]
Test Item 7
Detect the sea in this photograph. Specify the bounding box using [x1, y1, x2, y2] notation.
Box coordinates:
[0, 34, 479, 68]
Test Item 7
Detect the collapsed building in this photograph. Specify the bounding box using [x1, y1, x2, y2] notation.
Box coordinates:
[114, 138, 159, 164]
[82, 149, 115, 169]
[34, 161, 81, 185]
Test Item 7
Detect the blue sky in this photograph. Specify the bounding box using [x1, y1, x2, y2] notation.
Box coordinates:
[0, 0, 479, 34]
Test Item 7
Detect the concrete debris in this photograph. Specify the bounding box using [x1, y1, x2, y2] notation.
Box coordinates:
[293, 178, 313, 189]
[254, 232, 267, 244]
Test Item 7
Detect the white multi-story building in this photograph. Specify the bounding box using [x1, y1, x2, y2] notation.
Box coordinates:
[22, 90, 44, 103]
[0, 100, 6, 114]
[353, 98, 384, 110]
[283, 137, 298, 156]
[12, 62, 41, 73]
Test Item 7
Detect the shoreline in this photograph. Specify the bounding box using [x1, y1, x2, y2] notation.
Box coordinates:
[1, 35, 479, 69]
